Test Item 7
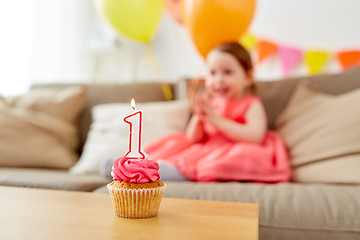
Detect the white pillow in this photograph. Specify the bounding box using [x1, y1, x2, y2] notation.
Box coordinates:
[70, 100, 190, 174]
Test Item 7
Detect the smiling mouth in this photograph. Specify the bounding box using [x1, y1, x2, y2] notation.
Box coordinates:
[213, 87, 230, 95]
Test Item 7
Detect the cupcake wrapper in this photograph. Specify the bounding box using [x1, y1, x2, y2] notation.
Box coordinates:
[107, 184, 166, 219]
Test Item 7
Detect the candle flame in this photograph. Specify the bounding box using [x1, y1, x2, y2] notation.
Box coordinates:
[131, 98, 136, 110]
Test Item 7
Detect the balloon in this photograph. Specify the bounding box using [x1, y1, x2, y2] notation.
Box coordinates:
[183, 0, 256, 58]
[165, 0, 182, 24]
[96, 0, 164, 42]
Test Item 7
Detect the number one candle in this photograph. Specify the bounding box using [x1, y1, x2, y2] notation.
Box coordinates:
[123, 99, 146, 159]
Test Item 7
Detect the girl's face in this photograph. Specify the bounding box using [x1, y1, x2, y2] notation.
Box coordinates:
[205, 50, 252, 99]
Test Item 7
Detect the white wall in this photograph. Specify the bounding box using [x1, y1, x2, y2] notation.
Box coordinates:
[89, 14, 203, 84]
[90, 0, 360, 82]
[2, 0, 360, 97]
[250, 0, 360, 80]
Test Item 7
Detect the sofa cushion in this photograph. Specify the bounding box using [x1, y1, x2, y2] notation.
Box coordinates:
[0, 87, 85, 169]
[256, 66, 360, 129]
[93, 181, 359, 240]
[0, 168, 110, 191]
[32, 82, 176, 150]
[6, 86, 85, 123]
[70, 100, 190, 174]
[275, 82, 360, 184]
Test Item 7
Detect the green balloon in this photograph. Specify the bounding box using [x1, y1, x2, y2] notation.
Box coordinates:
[98, 0, 164, 42]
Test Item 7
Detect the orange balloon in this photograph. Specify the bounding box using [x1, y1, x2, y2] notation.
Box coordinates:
[183, 0, 256, 58]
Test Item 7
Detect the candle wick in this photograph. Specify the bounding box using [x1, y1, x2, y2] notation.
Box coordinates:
[131, 106, 136, 110]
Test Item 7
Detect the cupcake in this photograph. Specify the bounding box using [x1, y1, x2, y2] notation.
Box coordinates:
[107, 156, 166, 218]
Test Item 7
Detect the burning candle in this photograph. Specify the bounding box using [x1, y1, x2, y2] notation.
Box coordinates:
[123, 99, 146, 159]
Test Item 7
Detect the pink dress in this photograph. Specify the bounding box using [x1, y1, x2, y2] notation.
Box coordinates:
[145, 95, 291, 182]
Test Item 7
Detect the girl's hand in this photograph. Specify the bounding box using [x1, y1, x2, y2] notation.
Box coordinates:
[201, 102, 220, 123]
[191, 91, 219, 122]
[191, 90, 208, 117]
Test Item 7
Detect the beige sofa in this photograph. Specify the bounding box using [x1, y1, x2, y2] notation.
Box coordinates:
[1, 67, 360, 240]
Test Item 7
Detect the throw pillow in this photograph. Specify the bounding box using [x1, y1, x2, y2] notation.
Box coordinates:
[6, 87, 86, 123]
[70, 100, 190, 174]
[275, 82, 360, 184]
[0, 86, 86, 169]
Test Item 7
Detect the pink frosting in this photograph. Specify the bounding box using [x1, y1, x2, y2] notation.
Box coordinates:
[111, 157, 160, 183]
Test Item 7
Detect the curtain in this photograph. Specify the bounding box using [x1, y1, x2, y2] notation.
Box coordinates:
[31, 0, 95, 84]
[0, 0, 34, 96]
[0, 0, 94, 96]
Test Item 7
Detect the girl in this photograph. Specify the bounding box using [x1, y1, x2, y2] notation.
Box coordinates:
[145, 42, 291, 182]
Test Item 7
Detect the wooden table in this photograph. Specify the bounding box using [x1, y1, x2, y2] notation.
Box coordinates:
[0, 186, 258, 240]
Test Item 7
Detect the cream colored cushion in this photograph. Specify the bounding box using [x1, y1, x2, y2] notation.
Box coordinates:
[6, 87, 85, 123]
[0, 87, 85, 169]
[275, 83, 360, 184]
[70, 100, 190, 174]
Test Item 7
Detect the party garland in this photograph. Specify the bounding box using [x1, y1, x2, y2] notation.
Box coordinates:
[240, 33, 360, 77]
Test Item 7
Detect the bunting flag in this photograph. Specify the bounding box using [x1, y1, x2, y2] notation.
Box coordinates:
[279, 46, 303, 77]
[336, 50, 360, 70]
[257, 40, 278, 64]
[239, 33, 360, 77]
[240, 33, 258, 51]
[304, 51, 330, 75]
